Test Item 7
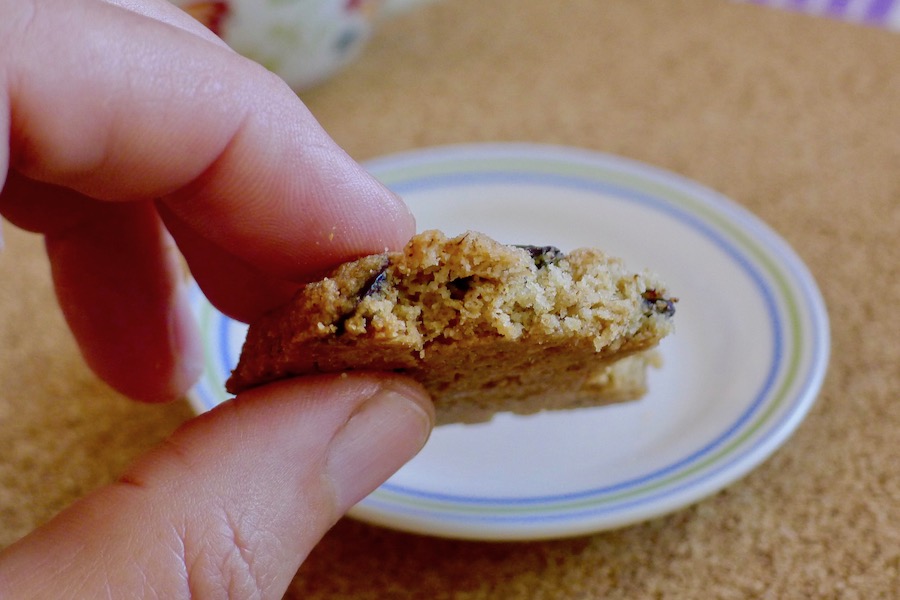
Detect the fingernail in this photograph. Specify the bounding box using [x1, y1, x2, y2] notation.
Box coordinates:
[326, 381, 433, 512]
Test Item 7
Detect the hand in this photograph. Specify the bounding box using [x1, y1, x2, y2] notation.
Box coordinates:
[0, 1, 434, 597]
[1, 375, 433, 598]
[0, 0, 415, 403]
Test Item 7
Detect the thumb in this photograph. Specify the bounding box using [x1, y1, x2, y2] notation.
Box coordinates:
[0, 374, 433, 599]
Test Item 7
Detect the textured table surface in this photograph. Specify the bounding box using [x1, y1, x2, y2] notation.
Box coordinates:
[2, 0, 899, 597]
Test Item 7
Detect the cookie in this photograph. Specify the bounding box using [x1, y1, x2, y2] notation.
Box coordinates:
[226, 230, 676, 425]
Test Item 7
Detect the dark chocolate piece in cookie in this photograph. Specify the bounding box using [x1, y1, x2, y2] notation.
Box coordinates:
[514, 244, 566, 269]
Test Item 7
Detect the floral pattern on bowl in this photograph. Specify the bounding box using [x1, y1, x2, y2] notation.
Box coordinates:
[175, 0, 388, 90]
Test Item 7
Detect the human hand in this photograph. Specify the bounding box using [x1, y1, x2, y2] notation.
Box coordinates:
[0, 0, 415, 403]
[0, 374, 433, 598]
[0, 1, 433, 597]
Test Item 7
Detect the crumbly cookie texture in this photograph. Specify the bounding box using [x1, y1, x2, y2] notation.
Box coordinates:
[226, 230, 676, 425]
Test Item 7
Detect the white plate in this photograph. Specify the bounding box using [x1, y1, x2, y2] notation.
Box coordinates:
[187, 143, 830, 541]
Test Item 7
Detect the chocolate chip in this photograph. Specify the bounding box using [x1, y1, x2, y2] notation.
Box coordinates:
[448, 276, 473, 300]
[336, 259, 390, 335]
[642, 289, 677, 318]
[513, 245, 566, 269]
[360, 268, 388, 299]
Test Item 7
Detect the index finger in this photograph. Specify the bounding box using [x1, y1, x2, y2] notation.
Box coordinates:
[2, 0, 414, 278]
[0, 0, 414, 402]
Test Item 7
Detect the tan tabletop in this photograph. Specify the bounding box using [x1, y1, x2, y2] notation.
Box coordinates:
[2, 0, 899, 597]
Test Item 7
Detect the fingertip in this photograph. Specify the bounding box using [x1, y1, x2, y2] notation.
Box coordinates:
[44, 202, 202, 405]
[382, 189, 418, 250]
[323, 374, 434, 513]
[109, 277, 203, 404]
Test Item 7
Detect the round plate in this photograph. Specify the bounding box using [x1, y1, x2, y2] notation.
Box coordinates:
[187, 143, 830, 541]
